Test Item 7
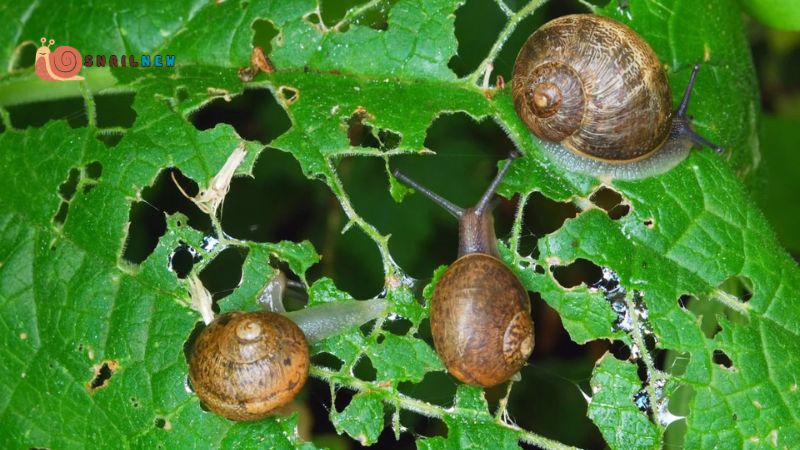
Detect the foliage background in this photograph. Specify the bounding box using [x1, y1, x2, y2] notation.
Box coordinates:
[0, 0, 799, 449]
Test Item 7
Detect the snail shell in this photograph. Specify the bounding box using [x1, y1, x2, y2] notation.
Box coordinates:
[35, 37, 84, 82]
[188, 311, 309, 421]
[393, 156, 534, 388]
[511, 14, 718, 179]
[431, 253, 533, 387]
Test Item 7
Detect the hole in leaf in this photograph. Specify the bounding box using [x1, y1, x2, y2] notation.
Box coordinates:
[8, 97, 87, 129]
[712, 349, 734, 369]
[677, 294, 725, 339]
[95, 93, 137, 128]
[121, 201, 166, 265]
[310, 352, 344, 372]
[524, 192, 580, 236]
[610, 340, 631, 360]
[353, 355, 377, 382]
[449, 0, 506, 77]
[589, 185, 629, 220]
[130, 397, 140, 408]
[655, 349, 690, 376]
[551, 258, 603, 289]
[718, 275, 753, 303]
[383, 316, 412, 336]
[85, 161, 103, 180]
[154, 417, 171, 430]
[251, 19, 279, 53]
[121, 169, 210, 265]
[96, 129, 125, 147]
[198, 246, 248, 303]
[59, 168, 80, 201]
[169, 244, 197, 279]
[643, 218, 655, 229]
[346, 109, 401, 151]
[53, 201, 70, 228]
[398, 371, 457, 408]
[277, 86, 298, 104]
[220, 148, 328, 243]
[519, 192, 580, 255]
[333, 385, 356, 413]
[320, 0, 394, 30]
[11, 41, 36, 70]
[87, 360, 118, 392]
[190, 89, 291, 144]
[633, 389, 651, 413]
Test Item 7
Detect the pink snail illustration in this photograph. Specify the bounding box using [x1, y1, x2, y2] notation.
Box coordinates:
[35, 37, 84, 81]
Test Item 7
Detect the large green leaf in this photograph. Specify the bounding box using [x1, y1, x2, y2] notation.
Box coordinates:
[0, 0, 797, 449]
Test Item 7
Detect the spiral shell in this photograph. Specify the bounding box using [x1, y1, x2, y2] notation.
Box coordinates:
[188, 311, 309, 421]
[35, 37, 83, 81]
[431, 253, 534, 387]
[512, 14, 672, 161]
[49, 46, 83, 77]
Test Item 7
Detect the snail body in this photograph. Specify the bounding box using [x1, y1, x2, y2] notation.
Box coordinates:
[35, 37, 84, 81]
[188, 295, 387, 421]
[394, 156, 534, 387]
[512, 14, 721, 179]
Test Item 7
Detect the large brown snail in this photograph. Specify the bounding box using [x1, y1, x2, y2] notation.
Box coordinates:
[511, 14, 721, 179]
[188, 282, 387, 421]
[394, 155, 534, 387]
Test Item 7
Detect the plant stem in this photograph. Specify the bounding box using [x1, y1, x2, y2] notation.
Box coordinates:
[509, 192, 529, 261]
[624, 294, 667, 430]
[468, 0, 546, 84]
[325, 159, 400, 279]
[334, 0, 386, 31]
[0, 68, 119, 108]
[710, 288, 749, 315]
[310, 365, 580, 450]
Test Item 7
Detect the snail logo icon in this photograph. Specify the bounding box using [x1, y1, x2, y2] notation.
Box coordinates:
[35, 37, 84, 82]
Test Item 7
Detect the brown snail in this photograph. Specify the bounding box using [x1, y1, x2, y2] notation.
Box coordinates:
[188, 278, 387, 421]
[511, 14, 721, 179]
[393, 155, 533, 387]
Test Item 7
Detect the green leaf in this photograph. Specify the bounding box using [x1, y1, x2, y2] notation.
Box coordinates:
[366, 333, 444, 383]
[737, 0, 800, 30]
[330, 391, 385, 446]
[1, 0, 797, 449]
[588, 356, 659, 449]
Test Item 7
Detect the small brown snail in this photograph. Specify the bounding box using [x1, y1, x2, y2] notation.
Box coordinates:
[511, 14, 721, 179]
[34, 37, 84, 82]
[394, 155, 533, 387]
[188, 282, 387, 421]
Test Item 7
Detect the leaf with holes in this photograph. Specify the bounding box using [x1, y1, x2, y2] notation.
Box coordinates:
[0, 0, 797, 449]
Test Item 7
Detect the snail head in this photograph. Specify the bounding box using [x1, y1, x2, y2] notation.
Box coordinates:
[37, 37, 54, 56]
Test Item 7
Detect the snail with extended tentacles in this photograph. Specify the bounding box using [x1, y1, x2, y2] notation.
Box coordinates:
[35, 37, 84, 82]
[511, 14, 721, 179]
[394, 154, 534, 388]
[188, 279, 387, 421]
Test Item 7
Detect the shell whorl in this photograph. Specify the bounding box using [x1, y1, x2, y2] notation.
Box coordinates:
[430, 254, 534, 388]
[188, 311, 309, 421]
[512, 14, 673, 161]
[50, 45, 82, 77]
[515, 61, 585, 142]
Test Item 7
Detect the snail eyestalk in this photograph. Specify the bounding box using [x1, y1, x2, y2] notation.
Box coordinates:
[673, 64, 724, 154]
[392, 169, 464, 218]
[474, 155, 516, 216]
